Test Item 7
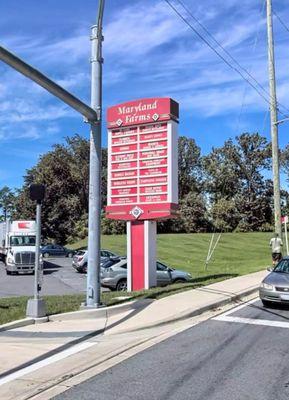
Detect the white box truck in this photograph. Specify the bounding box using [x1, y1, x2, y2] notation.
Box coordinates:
[0, 220, 36, 274]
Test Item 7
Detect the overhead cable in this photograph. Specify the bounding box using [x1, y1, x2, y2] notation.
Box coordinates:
[273, 10, 289, 35]
[164, 0, 289, 118]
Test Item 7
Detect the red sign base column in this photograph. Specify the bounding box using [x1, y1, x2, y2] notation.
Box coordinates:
[127, 220, 157, 291]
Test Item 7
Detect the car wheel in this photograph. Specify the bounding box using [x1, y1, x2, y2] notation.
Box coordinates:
[261, 300, 274, 308]
[43, 252, 50, 258]
[116, 279, 127, 292]
[173, 278, 186, 284]
[67, 252, 73, 258]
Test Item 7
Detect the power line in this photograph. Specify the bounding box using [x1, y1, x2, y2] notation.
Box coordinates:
[273, 10, 289, 35]
[175, 0, 271, 106]
[164, 0, 289, 117]
[235, 0, 266, 135]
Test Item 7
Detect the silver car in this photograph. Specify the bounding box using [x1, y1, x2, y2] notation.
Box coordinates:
[72, 249, 119, 273]
[259, 256, 289, 307]
[101, 259, 192, 291]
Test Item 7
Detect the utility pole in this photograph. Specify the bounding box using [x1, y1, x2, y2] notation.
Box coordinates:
[85, 0, 105, 308]
[266, 0, 282, 237]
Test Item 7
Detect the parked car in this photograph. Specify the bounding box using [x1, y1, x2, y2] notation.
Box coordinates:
[72, 249, 119, 273]
[101, 259, 192, 291]
[259, 256, 289, 307]
[41, 244, 75, 258]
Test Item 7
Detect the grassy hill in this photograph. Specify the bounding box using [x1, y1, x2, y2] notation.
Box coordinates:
[70, 232, 273, 279]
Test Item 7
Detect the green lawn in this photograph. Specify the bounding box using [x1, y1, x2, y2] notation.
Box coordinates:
[70, 232, 272, 278]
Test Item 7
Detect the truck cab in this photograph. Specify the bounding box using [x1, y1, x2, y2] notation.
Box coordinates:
[4, 221, 37, 275]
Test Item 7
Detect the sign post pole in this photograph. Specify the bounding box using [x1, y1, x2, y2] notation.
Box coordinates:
[26, 184, 46, 318]
[285, 218, 289, 256]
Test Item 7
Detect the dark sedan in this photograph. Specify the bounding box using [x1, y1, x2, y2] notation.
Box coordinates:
[259, 256, 289, 307]
[41, 244, 74, 258]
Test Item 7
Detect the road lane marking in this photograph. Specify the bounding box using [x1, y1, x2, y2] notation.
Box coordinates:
[213, 315, 289, 329]
[218, 298, 259, 317]
[0, 341, 96, 387]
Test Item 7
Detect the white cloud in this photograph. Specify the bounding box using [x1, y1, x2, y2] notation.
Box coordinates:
[1, 0, 289, 126]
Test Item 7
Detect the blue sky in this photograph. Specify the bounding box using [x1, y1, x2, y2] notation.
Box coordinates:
[0, 0, 288, 190]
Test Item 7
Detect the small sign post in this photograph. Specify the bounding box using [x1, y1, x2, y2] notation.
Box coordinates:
[281, 215, 289, 255]
[106, 98, 179, 291]
[26, 184, 46, 318]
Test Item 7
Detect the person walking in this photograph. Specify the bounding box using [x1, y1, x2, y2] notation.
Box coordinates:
[269, 233, 283, 266]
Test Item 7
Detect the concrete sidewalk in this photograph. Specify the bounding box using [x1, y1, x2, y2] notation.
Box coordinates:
[0, 269, 267, 400]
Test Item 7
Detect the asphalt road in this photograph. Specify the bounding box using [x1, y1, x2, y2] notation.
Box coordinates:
[54, 299, 289, 400]
[0, 257, 87, 297]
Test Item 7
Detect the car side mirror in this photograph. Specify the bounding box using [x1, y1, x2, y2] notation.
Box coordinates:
[267, 266, 273, 272]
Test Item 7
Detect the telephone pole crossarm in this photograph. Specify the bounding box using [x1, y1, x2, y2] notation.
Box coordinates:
[274, 117, 289, 126]
[0, 46, 98, 122]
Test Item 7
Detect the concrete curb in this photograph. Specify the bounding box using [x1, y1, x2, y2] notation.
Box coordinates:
[48, 298, 154, 322]
[0, 318, 35, 332]
[0, 299, 154, 331]
[129, 285, 260, 332]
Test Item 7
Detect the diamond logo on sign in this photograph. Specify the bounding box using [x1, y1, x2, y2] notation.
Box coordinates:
[116, 119, 123, 127]
[130, 206, 144, 219]
[152, 113, 159, 121]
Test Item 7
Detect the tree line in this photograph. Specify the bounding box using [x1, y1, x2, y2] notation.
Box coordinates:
[0, 133, 288, 244]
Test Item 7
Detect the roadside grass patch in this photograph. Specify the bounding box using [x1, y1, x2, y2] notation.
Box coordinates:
[0, 273, 237, 326]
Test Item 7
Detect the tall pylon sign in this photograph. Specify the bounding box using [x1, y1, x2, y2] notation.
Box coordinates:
[106, 98, 179, 291]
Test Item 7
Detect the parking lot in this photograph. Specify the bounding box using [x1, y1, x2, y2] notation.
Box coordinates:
[0, 257, 87, 298]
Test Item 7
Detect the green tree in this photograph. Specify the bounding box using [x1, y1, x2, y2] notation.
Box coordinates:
[178, 136, 203, 197]
[0, 186, 16, 221]
[211, 198, 241, 232]
[13, 135, 108, 243]
[204, 133, 273, 232]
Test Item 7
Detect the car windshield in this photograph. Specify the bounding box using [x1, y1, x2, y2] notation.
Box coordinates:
[274, 259, 289, 273]
[102, 258, 121, 268]
[10, 236, 36, 246]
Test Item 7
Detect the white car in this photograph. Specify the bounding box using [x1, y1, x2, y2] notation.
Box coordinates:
[72, 249, 119, 273]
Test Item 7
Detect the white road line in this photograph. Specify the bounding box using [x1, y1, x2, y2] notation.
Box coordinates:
[0, 341, 96, 387]
[217, 298, 259, 317]
[213, 315, 289, 329]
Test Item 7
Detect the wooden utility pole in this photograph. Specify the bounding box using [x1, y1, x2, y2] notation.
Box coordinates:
[266, 0, 282, 237]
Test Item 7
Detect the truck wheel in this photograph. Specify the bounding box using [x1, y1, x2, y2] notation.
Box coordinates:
[6, 270, 11, 275]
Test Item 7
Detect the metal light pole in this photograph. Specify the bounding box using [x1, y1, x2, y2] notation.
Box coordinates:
[85, 0, 105, 308]
[26, 184, 46, 318]
[266, 0, 282, 237]
[0, 2, 104, 310]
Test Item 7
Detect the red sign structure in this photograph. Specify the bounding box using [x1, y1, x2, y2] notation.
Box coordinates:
[106, 98, 179, 291]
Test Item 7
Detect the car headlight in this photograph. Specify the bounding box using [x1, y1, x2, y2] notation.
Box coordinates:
[261, 282, 274, 290]
[187, 273, 192, 278]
